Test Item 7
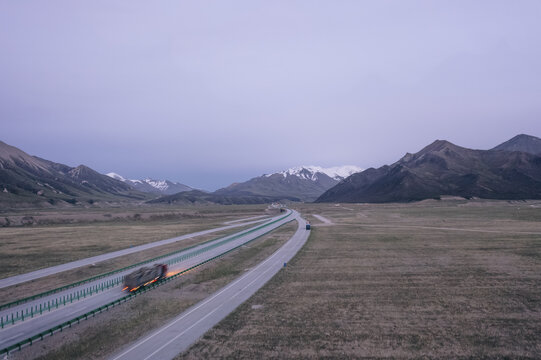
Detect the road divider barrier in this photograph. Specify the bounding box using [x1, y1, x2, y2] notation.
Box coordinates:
[0, 211, 292, 331]
[0, 212, 290, 314]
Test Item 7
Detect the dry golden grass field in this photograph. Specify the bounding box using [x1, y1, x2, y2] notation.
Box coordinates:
[179, 200, 541, 359]
[0, 204, 268, 279]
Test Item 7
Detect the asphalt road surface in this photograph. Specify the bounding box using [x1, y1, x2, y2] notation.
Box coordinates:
[0, 211, 291, 351]
[110, 210, 309, 360]
[0, 216, 270, 290]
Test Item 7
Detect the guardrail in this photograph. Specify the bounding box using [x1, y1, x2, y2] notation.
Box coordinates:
[0, 213, 295, 356]
[0, 211, 292, 329]
[0, 213, 286, 312]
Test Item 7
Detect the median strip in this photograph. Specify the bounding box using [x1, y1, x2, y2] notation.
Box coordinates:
[0, 212, 290, 315]
[0, 214, 294, 356]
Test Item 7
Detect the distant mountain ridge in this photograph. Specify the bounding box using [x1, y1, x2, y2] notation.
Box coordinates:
[266, 165, 363, 181]
[106, 172, 193, 195]
[214, 165, 363, 202]
[0, 141, 148, 206]
[317, 135, 541, 203]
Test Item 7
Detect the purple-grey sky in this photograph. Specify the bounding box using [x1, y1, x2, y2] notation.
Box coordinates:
[1, 1, 540, 190]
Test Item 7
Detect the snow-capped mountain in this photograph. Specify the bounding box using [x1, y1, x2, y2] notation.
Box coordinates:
[267, 165, 363, 181]
[105, 173, 193, 195]
[215, 165, 363, 202]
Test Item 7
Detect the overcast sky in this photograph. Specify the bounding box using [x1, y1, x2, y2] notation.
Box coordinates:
[1, 1, 540, 190]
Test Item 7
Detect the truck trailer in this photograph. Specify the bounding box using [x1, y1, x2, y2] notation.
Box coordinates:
[123, 263, 168, 292]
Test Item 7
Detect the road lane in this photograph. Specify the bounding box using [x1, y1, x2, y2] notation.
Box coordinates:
[0, 211, 292, 351]
[0, 217, 270, 289]
[223, 215, 268, 224]
[110, 210, 309, 360]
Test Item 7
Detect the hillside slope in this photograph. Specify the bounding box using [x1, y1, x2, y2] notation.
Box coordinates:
[0, 141, 149, 206]
[317, 137, 541, 203]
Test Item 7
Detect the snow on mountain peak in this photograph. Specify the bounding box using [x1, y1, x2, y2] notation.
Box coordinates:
[106, 172, 126, 182]
[106, 172, 194, 194]
[266, 165, 363, 181]
[143, 178, 169, 191]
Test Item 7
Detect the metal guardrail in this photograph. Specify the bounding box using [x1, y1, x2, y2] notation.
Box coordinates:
[1, 212, 291, 328]
[0, 213, 295, 356]
[0, 213, 286, 313]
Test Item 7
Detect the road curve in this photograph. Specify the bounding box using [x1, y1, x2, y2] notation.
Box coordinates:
[110, 210, 309, 360]
[0, 216, 270, 289]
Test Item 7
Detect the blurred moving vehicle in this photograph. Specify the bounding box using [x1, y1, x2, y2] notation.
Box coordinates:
[123, 263, 168, 292]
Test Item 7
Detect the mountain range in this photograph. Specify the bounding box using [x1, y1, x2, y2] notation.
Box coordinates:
[3, 134, 541, 207]
[213, 165, 363, 202]
[317, 134, 541, 203]
[148, 165, 363, 205]
[106, 173, 193, 195]
[0, 141, 148, 206]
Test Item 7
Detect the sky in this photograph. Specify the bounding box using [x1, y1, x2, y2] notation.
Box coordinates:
[1, 1, 540, 190]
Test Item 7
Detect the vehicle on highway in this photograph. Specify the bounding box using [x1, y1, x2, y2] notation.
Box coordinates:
[123, 264, 168, 292]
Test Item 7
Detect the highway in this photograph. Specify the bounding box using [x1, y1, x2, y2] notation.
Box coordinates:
[0, 211, 292, 351]
[110, 210, 309, 360]
[0, 215, 270, 289]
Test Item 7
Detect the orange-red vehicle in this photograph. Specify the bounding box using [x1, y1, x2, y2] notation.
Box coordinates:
[123, 264, 168, 292]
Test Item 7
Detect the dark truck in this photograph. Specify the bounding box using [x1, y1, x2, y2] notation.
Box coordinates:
[123, 263, 168, 292]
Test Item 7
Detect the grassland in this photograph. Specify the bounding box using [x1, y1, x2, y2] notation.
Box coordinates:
[0, 204, 269, 279]
[13, 220, 297, 360]
[0, 222, 259, 305]
[179, 200, 541, 359]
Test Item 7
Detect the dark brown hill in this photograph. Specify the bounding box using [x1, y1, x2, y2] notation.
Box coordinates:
[0, 140, 148, 206]
[317, 137, 541, 203]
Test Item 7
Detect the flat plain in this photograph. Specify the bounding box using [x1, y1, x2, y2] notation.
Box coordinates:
[179, 200, 541, 359]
